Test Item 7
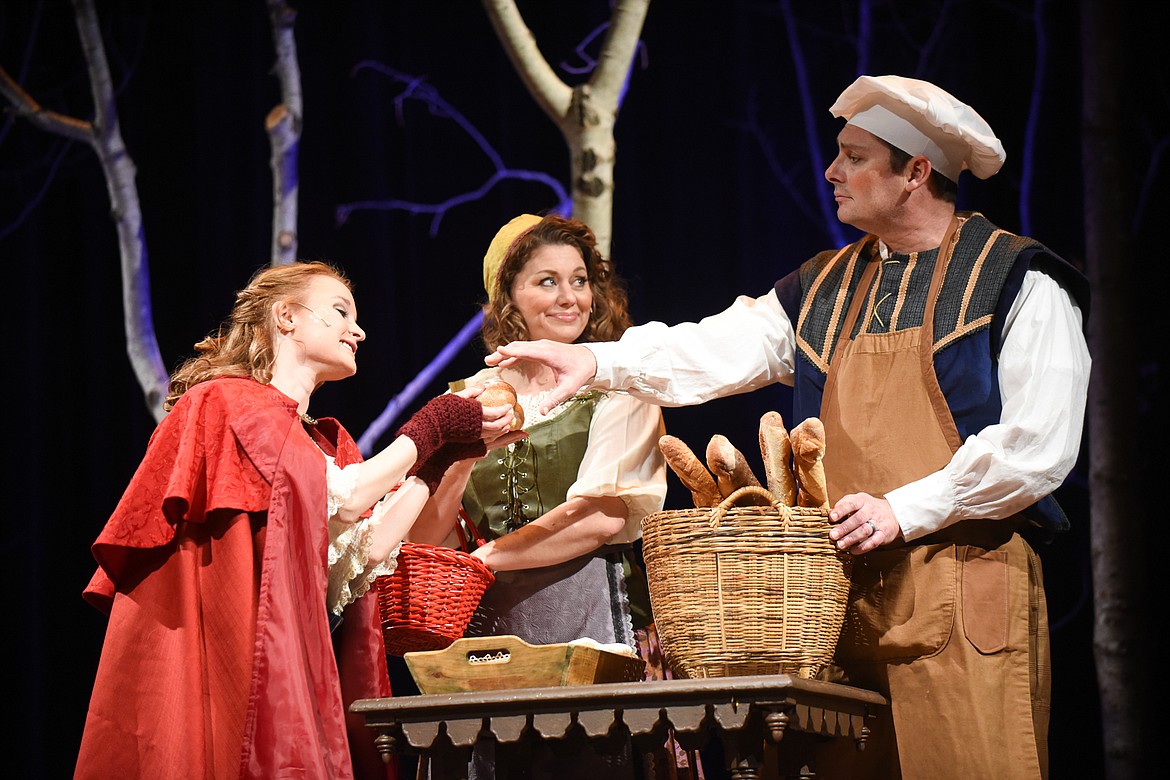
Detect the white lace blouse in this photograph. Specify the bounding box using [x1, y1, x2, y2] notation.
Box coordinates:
[323, 456, 401, 616]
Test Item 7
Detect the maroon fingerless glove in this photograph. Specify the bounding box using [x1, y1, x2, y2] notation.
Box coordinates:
[397, 393, 483, 462]
[397, 394, 485, 494]
[408, 440, 487, 494]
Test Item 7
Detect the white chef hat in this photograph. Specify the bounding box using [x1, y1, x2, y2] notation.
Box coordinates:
[829, 75, 1006, 182]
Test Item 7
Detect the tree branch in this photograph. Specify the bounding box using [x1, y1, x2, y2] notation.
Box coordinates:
[584, 0, 649, 106]
[482, 0, 651, 257]
[0, 67, 93, 143]
[481, 0, 573, 124]
[2, 12, 162, 413]
[779, 0, 848, 247]
[72, 0, 168, 420]
[337, 63, 569, 234]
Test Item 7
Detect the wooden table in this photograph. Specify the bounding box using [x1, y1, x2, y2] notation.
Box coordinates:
[352, 674, 888, 779]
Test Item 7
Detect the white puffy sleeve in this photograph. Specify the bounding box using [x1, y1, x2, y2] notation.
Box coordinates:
[886, 267, 1091, 539]
[565, 392, 668, 545]
[588, 289, 797, 404]
[324, 458, 401, 616]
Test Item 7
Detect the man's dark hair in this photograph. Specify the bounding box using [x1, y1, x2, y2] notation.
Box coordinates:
[885, 142, 958, 203]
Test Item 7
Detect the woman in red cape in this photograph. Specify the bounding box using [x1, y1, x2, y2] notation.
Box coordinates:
[76, 261, 520, 780]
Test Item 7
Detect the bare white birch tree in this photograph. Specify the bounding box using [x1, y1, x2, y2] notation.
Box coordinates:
[482, 0, 651, 258]
[265, 0, 302, 265]
[0, 0, 168, 421]
[2, 0, 307, 415]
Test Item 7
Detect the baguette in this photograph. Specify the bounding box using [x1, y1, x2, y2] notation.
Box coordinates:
[759, 411, 797, 506]
[658, 435, 721, 508]
[705, 434, 769, 505]
[790, 417, 829, 510]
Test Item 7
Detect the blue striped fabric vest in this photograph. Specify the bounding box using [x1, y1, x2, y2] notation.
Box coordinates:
[774, 212, 1089, 537]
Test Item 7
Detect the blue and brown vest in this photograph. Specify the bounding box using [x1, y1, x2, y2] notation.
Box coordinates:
[774, 212, 1089, 538]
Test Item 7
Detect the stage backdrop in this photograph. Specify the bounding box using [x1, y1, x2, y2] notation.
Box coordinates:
[3, 1, 1163, 777]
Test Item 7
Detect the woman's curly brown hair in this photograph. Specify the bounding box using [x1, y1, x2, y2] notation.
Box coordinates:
[164, 261, 351, 411]
[481, 215, 632, 352]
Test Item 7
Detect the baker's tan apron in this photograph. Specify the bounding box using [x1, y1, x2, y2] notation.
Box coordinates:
[813, 218, 1050, 780]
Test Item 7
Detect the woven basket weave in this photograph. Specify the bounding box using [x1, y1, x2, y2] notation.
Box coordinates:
[375, 512, 495, 657]
[641, 485, 852, 679]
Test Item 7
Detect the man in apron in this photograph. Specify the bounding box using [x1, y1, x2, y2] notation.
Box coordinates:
[485, 75, 1090, 779]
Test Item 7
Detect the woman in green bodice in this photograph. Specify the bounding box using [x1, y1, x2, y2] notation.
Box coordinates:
[413, 213, 667, 651]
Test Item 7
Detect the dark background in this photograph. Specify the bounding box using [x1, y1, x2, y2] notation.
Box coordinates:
[2, 1, 1164, 777]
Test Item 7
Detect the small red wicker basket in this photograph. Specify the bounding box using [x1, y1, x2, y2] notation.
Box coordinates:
[375, 509, 495, 656]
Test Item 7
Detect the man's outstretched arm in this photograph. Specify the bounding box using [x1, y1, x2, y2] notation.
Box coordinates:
[486, 339, 598, 415]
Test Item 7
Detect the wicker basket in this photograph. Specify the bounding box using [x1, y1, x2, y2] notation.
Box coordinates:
[641, 485, 852, 679]
[375, 512, 495, 656]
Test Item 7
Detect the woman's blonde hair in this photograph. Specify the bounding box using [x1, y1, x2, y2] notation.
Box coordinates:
[165, 261, 351, 411]
[480, 214, 632, 352]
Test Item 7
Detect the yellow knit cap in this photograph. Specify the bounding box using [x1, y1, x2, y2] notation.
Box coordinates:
[483, 214, 542, 302]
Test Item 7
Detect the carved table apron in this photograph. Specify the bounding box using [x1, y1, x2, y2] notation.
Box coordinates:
[352, 674, 888, 779]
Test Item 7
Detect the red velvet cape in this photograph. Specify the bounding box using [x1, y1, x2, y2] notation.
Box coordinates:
[76, 377, 393, 780]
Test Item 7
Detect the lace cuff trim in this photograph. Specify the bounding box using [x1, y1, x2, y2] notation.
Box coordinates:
[325, 458, 361, 518]
[325, 457, 403, 615]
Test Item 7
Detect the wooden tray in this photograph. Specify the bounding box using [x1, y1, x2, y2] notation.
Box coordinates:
[404, 634, 647, 694]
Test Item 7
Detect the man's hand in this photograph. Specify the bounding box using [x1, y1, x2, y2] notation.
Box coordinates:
[828, 492, 904, 554]
[485, 340, 598, 414]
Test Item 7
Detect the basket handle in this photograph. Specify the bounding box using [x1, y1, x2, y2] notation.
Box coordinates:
[454, 506, 489, 552]
[709, 485, 791, 529]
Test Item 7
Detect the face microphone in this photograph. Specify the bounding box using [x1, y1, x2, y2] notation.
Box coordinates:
[292, 301, 333, 327]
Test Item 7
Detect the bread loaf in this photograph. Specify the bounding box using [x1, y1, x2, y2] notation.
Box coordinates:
[705, 434, 768, 505]
[658, 434, 721, 508]
[478, 380, 524, 431]
[790, 417, 829, 510]
[759, 411, 797, 506]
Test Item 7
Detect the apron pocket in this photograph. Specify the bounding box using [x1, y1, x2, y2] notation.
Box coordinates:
[961, 546, 1010, 654]
[836, 544, 957, 663]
